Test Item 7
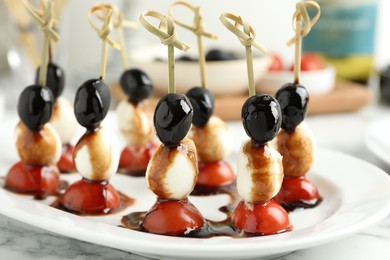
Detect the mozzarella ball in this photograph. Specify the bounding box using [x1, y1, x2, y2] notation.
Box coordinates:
[74, 126, 120, 181]
[116, 100, 154, 148]
[236, 140, 283, 203]
[146, 138, 198, 200]
[16, 121, 62, 165]
[276, 122, 315, 177]
[188, 116, 232, 163]
[50, 97, 78, 144]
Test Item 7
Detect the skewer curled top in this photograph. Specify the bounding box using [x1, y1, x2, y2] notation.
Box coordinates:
[169, 1, 217, 40]
[220, 12, 266, 54]
[139, 10, 190, 51]
[88, 4, 121, 50]
[23, 0, 59, 42]
[287, 1, 321, 47]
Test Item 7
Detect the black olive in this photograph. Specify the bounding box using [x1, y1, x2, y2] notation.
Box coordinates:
[35, 62, 65, 100]
[120, 68, 153, 104]
[74, 79, 110, 130]
[176, 55, 197, 62]
[18, 85, 54, 131]
[206, 49, 238, 61]
[186, 87, 214, 127]
[241, 94, 281, 146]
[154, 93, 193, 147]
[275, 83, 309, 132]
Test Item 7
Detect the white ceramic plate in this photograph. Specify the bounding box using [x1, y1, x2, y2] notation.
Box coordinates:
[1, 113, 390, 259]
[1, 147, 390, 260]
[365, 116, 390, 166]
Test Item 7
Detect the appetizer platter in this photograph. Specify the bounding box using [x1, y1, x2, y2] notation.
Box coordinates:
[1, 136, 390, 259]
[1, 0, 390, 259]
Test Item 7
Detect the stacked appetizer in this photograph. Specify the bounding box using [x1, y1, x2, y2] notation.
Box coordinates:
[5, 0, 62, 198]
[110, 8, 158, 176]
[60, 4, 122, 214]
[116, 69, 157, 176]
[36, 62, 78, 173]
[220, 12, 292, 235]
[169, 2, 234, 193]
[274, 0, 322, 210]
[138, 10, 204, 236]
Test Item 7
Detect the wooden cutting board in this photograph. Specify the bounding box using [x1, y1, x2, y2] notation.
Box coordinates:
[214, 80, 373, 120]
[111, 80, 372, 121]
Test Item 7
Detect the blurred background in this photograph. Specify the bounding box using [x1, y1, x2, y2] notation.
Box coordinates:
[0, 0, 389, 115]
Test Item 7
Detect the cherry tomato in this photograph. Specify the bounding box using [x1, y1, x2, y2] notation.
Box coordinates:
[268, 54, 284, 72]
[197, 161, 235, 188]
[61, 178, 120, 214]
[231, 200, 291, 235]
[119, 142, 158, 176]
[274, 176, 320, 204]
[57, 145, 75, 173]
[291, 52, 325, 71]
[142, 200, 204, 236]
[5, 162, 60, 194]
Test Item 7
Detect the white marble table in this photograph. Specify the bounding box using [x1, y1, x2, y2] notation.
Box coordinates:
[1, 104, 390, 260]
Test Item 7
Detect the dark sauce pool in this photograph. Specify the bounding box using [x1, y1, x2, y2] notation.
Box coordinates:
[121, 210, 292, 238]
[281, 197, 323, 212]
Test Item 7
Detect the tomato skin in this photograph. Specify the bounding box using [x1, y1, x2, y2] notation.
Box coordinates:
[274, 177, 320, 205]
[61, 178, 120, 214]
[291, 52, 325, 71]
[119, 142, 158, 176]
[5, 162, 60, 193]
[196, 161, 235, 188]
[142, 200, 204, 236]
[269, 54, 284, 72]
[231, 200, 291, 235]
[57, 144, 75, 173]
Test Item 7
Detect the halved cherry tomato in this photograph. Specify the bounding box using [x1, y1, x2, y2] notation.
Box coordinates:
[119, 142, 158, 176]
[61, 178, 120, 214]
[57, 144, 75, 173]
[274, 176, 320, 205]
[5, 162, 60, 194]
[231, 200, 291, 235]
[142, 200, 204, 236]
[197, 161, 235, 188]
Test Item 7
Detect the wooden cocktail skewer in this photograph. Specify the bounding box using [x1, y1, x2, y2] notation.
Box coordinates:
[4, 0, 63, 197]
[23, 0, 59, 86]
[169, 1, 217, 88]
[220, 12, 267, 97]
[113, 8, 137, 70]
[170, 4, 235, 193]
[88, 4, 121, 80]
[273, 1, 322, 211]
[96, 6, 138, 70]
[221, 12, 292, 235]
[138, 11, 205, 236]
[139, 10, 190, 94]
[24, 0, 79, 174]
[61, 4, 124, 215]
[109, 6, 155, 177]
[286, 1, 321, 85]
